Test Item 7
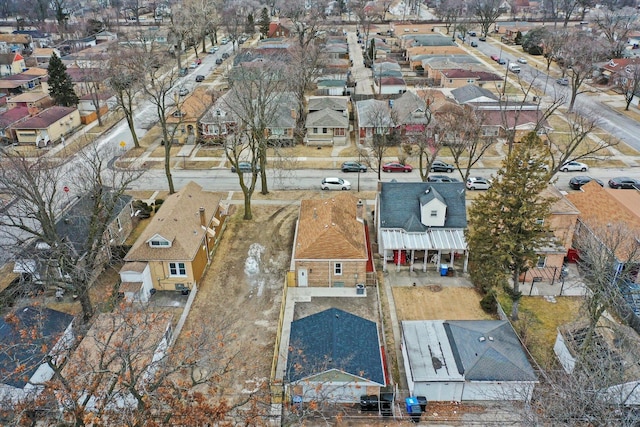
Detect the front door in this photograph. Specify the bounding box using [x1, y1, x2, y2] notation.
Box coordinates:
[297, 268, 308, 287]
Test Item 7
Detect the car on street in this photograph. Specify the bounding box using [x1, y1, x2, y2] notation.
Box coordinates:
[195, 75, 205, 82]
[231, 161, 260, 173]
[490, 54, 499, 61]
[178, 87, 189, 96]
[222, 52, 230, 59]
[517, 57, 528, 64]
[430, 160, 454, 173]
[557, 77, 569, 86]
[215, 58, 223, 65]
[466, 176, 492, 190]
[479, 36, 487, 41]
[428, 175, 460, 183]
[188, 62, 198, 69]
[382, 162, 412, 173]
[195, 58, 202, 65]
[220, 38, 229, 44]
[208, 46, 219, 53]
[497, 58, 507, 65]
[468, 31, 477, 36]
[569, 176, 604, 190]
[560, 161, 588, 172]
[341, 161, 367, 172]
[321, 177, 351, 190]
[608, 177, 640, 189]
[470, 41, 478, 47]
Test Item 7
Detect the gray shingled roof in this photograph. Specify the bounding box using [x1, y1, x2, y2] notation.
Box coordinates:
[392, 91, 429, 126]
[286, 308, 385, 385]
[451, 85, 499, 104]
[379, 182, 467, 230]
[307, 96, 348, 112]
[305, 108, 349, 128]
[444, 320, 537, 382]
[356, 98, 393, 128]
[402, 34, 457, 46]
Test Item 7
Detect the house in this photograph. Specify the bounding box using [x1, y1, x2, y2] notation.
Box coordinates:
[374, 76, 407, 95]
[65, 67, 106, 96]
[316, 79, 347, 96]
[402, 320, 537, 402]
[291, 194, 372, 287]
[58, 311, 172, 412]
[119, 182, 226, 302]
[198, 91, 236, 144]
[13, 191, 133, 283]
[0, 106, 30, 143]
[13, 106, 80, 147]
[0, 52, 26, 76]
[167, 86, 212, 144]
[399, 33, 457, 50]
[519, 186, 579, 284]
[355, 98, 393, 145]
[77, 92, 113, 124]
[0, 72, 46, 93]
[268, 20, 292, 38]
[0, 33, 32, 53]
[286, 308, 386, 403]
[0, 306, 74, 406]
[451, 84, 500, 105]
[478, 108, 553, 139]
[31, 48, 60, 67]
[421, 55, 485, 82]
[305, 96, 350, 146]
[6, 91, 53, 111]
[376, 181, 468, 272]
[440, 69, 503, 89]
[392, 90, 431, 137]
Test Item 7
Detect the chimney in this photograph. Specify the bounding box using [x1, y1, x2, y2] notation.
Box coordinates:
[199, 207, 206, 227]
[356, 199, 364, 221]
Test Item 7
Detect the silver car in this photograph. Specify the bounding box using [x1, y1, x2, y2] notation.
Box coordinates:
[466, 177, 491, 190]
[321, 177, 351, 190]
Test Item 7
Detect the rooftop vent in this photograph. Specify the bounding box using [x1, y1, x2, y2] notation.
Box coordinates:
[478, 336, 486, 342]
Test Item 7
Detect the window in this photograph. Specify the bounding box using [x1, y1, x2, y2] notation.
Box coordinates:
[430, 210, 438, 217]
[322, 128, 328, 134]
[313, 127, 318, 134]
[334, 262, 342, 275]
[334, 128, 345, 136]
[169, 262, 187, 276]
[150, 240, 170, 247]
[536, 257, 546, 268]
[116, 216, 122, 231]
[535, 218, 545, 226]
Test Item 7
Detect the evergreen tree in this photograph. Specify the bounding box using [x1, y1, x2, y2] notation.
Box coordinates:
[514, 30, 523, 45]
[47, 52, 79, 107]
[245, 13, 254, 34]
[259, 7, 270, 38]
[465, 132, 556, 320]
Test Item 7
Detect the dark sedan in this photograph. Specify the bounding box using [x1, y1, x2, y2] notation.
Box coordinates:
[428, 175, 460, 183]
[231, 161, 260, 173]
[430, 160, 454, 173]
[382, 162, 412, 173]
[608, 177, 640, 189]
[569, 176, 604, 190]
[341, 161, 367, 172]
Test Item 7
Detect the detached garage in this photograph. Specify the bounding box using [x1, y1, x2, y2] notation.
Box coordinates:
[401, 320, 537, 402]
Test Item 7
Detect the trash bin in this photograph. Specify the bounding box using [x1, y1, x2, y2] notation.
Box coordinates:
[356, 283, 365, 295]
[440, 264, 449, 276]
[416, 395, 428, 412]
[405, 397, 422, 423]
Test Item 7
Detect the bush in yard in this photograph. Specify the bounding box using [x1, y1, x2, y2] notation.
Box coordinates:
[480, 289, 498, 314]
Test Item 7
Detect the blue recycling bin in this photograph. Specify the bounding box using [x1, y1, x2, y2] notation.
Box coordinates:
[440, 264, 449, 276]
[405, 397, 422, 422]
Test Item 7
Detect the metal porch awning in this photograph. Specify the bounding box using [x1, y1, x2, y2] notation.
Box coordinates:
[381, 229, 467, 251]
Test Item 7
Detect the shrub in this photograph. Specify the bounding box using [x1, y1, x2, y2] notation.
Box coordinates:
[480, 289, 498, 314]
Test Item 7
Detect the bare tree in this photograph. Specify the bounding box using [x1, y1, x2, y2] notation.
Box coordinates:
[616, 62, 640, 111]
[541, 29, 567, 72]
[470, 0, 503, 38]
[0, 147, 141, 323]
[363, 101, 398, 180]
[400, 89, 441, 181]
[107, 44, 143, 148]
[594, 6, 640, 59]
[434, 0, 465, 35]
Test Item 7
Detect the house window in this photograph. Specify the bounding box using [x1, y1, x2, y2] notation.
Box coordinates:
[150, 240, 170, 247]
[313, 127, 318, 134]
[536, 218, 545, 226]
[430, 210, 438, 217]
[116, 216, 122, 231]
[536, 256, 546, 268]
[322, 128, 328, 134]
[169, 262, 187, 276]
[334, 128, 345, 136]
[334, 262, 342, 275]
[449, 79, 453, 84]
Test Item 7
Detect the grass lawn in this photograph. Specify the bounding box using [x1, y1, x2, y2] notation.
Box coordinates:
[615, 141, 640, 157]
[498, 293, 583, 369]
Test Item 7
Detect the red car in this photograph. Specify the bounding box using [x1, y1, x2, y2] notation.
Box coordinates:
[382, 162, 413, 173]
[195, 58, 202, 65]
[490, 54, 499, 61]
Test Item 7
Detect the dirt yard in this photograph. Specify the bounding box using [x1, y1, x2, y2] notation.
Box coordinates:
[176, 203, 299, 404]
[392, 286, 494, 321]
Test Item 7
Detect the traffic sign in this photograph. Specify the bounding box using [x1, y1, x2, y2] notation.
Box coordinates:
[119, 141, 126, 148]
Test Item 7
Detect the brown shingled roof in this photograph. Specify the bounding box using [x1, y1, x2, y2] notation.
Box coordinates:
[15, 106, 76, 129]
[295, 194, 368, 260]
[124, 182, 221, 262]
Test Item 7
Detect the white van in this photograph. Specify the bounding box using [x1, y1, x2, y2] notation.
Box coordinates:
[508, 63, 521, 73]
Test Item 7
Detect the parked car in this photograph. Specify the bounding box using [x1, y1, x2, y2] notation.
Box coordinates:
[195, 58, 202, 65]
[430, 160, 454, 173]
[231, 161, 260, 173]
[428, 175, 460, 183]
[321, 177, 351, 190]
[195, 75, 205, 82]
[207, 46, 219, 53]
[341, 161, 367, 172]
[220, 38, 229, 44]
[479, 36, 487, 41]
[470, 41, 478, 47]
[466, 176, 491, 190]
[215, 58, 223, 65]
[468, 31, 477, 36]
[178, 68, 188, 76]
[556, 77, 569, 86]
[608, 177, 640, 189]
[569, 176, 604, 190]
[497, 58, 507, 65]
[490, 54, 499, 61]
[517, 57, 528, 64]
[188, 62, 198, 69]
[178, 87, 189, 96]
[222, 52, 230, 59]
[382, 162, 412, 173]
[561, 161, 588, 172]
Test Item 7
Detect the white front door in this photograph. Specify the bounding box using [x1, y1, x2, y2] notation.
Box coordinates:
[297, 268, 308, 287]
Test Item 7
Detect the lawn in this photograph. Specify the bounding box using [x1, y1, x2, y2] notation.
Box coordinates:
[498, 293, 583, 368]
[393, 286, 495, 320]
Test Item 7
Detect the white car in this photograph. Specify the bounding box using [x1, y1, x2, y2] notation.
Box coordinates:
[561, 161, 588, 172]
[517, 57, 528, 64]
[466, 176, 491, 190]
[321, 177, 351, 190]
